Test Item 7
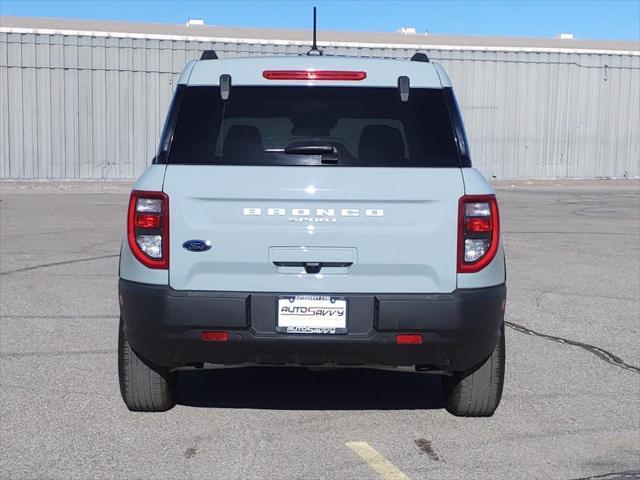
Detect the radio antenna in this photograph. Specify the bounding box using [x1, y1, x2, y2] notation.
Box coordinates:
[307, 7, 323, 56]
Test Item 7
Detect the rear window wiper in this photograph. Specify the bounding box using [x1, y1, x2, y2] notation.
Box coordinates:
[283, 143, 338, 164]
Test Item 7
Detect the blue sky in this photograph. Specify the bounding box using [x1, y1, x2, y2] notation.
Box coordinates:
[1, 0, 639, 41]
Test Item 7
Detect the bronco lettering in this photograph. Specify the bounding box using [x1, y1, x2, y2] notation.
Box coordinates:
[243, 207, 384, 218]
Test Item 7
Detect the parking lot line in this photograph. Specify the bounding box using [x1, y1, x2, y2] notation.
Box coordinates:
[346, 441, 410, 480]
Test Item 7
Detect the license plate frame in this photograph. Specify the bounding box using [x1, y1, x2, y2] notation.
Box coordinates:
[276, 295, 347, 334]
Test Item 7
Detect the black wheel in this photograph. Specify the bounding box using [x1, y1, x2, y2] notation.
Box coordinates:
[118, 319, 177, 412]
[442, 324, 505, 417]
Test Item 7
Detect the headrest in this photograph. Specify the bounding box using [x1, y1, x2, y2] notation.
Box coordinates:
[358, 125, 406, 166]
[222, 125, 264, 161]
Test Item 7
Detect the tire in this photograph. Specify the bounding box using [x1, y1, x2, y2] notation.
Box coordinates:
[118, 319, 177, 412]
[442, 324, 505, 417]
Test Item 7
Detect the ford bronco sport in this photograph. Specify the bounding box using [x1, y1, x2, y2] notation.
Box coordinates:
[118, 52, 506, 416]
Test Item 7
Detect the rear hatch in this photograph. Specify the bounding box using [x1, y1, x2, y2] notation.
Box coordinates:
[162, 84, 464, 294]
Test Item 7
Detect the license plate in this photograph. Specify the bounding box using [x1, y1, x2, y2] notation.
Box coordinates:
[277, 296, 347, 334]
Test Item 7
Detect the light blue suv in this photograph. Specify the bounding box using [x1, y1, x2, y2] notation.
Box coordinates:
[118, 52, 507, 416]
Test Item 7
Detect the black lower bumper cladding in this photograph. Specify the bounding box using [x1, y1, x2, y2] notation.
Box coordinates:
[119, 279, 506, 372]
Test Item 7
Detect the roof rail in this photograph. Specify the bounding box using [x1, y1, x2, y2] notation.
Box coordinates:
[200, 50, 218, 60]
[410, 52, 430, 63]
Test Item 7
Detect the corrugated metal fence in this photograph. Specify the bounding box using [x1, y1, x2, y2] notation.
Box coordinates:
[1, 31, 639, 179]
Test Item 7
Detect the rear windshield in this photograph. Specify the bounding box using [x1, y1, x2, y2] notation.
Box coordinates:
[167, 86, 461, 167]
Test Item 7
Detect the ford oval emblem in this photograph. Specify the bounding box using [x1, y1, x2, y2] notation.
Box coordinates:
[182, 240, 212, 252]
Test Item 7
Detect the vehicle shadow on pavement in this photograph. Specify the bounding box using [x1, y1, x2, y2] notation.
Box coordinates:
[176, 367, 446, 410]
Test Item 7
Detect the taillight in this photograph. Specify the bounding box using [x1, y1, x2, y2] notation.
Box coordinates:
[262, 70, 367, 81]
[127, 190, 169, 269]
[458, 195, 500, 273]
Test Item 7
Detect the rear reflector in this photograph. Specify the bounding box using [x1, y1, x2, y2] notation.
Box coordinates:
[395, 334, 423, 345]
[263, 70, 367, 81]
[201, 331, 229, 342]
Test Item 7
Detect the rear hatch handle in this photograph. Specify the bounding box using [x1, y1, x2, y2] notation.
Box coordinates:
[272, 261, 353, 274]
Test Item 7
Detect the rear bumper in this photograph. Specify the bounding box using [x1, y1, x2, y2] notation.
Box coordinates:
[119, 279, 506, 372]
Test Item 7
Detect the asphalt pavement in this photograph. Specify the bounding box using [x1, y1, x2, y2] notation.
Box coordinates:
[1, 179, 639, 480]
